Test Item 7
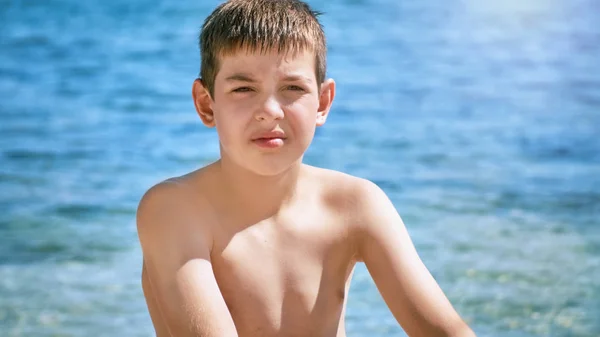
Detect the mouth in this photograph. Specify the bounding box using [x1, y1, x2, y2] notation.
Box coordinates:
[252, 136, 286, 149]
[251, 130, 286, 140]
[251, 129, 287, 149]
[251, 130, 287, 149]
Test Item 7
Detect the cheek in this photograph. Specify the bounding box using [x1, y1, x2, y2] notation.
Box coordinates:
[213, 104, 248, 142]
[289, 97, 319, 123]
[285, 99, 319, 138]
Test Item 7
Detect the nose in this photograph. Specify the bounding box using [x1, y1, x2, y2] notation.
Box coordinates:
[255, 96, 284, 122]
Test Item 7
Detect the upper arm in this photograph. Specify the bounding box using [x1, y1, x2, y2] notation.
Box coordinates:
[353, 179, 474, 337]
[136, 182, 238, 337]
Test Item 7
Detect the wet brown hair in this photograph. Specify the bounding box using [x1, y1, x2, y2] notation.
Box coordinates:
[199, 0, 326, 97]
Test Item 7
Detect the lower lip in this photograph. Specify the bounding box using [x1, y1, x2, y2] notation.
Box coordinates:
[253, 138, 285, 149]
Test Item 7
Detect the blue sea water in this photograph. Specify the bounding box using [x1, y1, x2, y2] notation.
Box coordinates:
[1, 0, 599, 336]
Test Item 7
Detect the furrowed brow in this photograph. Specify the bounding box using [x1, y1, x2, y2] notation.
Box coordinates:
[282, 75, 313, 83]
[224, 73, 257, 83]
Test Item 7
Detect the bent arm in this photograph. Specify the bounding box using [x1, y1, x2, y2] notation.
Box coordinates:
[355, 180, 476, 337]
[137, 182, 238, 337]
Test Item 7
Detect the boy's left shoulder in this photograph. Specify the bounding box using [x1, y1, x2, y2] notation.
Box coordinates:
[308, 165, 400, 262]
[306, 165, 390, 215]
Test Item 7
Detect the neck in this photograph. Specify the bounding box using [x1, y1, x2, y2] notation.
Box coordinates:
[216, 155, 303, 219]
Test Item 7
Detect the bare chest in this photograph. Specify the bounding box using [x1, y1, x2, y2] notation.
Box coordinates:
[210, 217, 355, 337]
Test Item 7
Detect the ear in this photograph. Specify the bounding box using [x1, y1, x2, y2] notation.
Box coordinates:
[192, 78, 216, 127]
[316, 78, 335, 127]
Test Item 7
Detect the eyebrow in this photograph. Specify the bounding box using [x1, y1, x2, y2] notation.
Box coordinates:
[224, 73, 313, 83]
[282, 75, 313, 83]
[224, 73, 257, 83]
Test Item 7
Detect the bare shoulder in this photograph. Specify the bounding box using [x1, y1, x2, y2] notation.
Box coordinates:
[306, 165, 388, 216]
[136, 164, 219, 253]
[306, 165, 401, 260]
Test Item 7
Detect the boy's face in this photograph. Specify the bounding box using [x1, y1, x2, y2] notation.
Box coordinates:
[193, 48, 335, 176]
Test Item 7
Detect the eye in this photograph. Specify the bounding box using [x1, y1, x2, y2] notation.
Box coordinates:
[286, 85, 305, 92]
[232, 87, 253, 93]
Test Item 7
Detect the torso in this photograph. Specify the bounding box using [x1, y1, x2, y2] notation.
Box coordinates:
[210, 193, 357, 336]
[148, 164, 359, 337]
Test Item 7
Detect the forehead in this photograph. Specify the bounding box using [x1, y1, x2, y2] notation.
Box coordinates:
[216, 48, 316, 81]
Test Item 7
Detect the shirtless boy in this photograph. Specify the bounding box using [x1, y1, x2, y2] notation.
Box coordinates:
[136, 1, 476, 336]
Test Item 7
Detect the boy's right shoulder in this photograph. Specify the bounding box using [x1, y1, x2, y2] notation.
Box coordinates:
[138, 167, 211, 210]
[136, 166, 218, 247]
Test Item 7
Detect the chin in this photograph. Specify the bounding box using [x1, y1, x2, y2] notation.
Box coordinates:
[233, 150, 303, 177]
[220, 143, 306, 177]
[245, 156, 302, 177]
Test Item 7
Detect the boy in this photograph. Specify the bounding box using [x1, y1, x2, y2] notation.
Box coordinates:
[136, 0, 476, 336]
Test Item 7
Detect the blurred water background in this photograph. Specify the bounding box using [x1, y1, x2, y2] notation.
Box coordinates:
[1, 0, 599, 336]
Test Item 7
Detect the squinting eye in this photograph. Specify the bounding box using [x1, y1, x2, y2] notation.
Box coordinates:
[232, 87, 253, 93]
[286, 85, 305, 91]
